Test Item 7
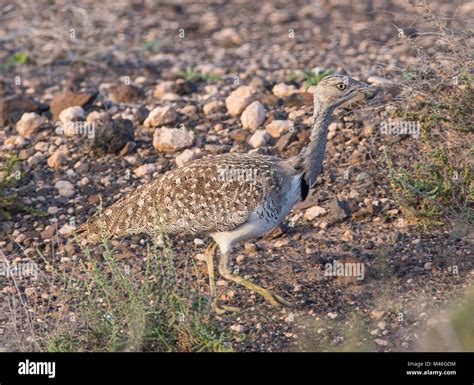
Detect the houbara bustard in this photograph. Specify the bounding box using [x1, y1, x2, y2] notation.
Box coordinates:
[75, 74, 373, 313]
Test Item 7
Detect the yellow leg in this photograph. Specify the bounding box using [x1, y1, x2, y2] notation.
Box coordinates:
[205, 242, 240, 314]
[204, 241, 217, 297]
[218, 251, 293, 308]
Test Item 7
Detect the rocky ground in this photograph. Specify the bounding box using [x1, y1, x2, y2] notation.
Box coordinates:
[0, 0, 473, 351]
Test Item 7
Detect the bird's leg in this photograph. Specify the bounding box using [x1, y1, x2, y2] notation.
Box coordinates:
[218, 252, 292, 308]
[204, 241, 218, 297]
[205, 242, 240, 314]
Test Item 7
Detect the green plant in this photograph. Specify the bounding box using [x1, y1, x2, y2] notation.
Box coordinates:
[0, 155, 46, 219]
[301, 68, 333, 90]
[31, 212, 233, 352]
[385, 147, 473, 227]
[177, 66, 220, 82]
[0, 51, 29, 72]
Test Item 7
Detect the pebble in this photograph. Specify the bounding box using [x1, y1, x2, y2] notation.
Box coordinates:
[16, 112, 45, 138]
[266, 120, 292, 138]
[153, 127, 195, 152]
[241, 101, 265, 130]
[248, 129, 269, 148]
[272, 83, 296, 97]
[59, 106, 84, 123]
[54, 180, 75, 197]
[175, 148, 203, 167]
[374, 339, 388, 347]
[133, 163, 157, 177]
[203, 100, 225, 115]
[225, 86, 258, 116]
[304, 206, 327, 221]
[144, 106, 177, 128]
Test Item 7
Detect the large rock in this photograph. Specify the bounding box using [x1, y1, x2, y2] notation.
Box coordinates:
[144, 106, 177, 128]
[109, 84, 144, 103]
[241, 101, 265, 130]
[16, 112, 46, 138]
[50, 91, 96, 121]
[88, 119, 135, 154]
[153, 127, 195, 152]
[0, 95, 48, 126]
[225, 86, 258, 116]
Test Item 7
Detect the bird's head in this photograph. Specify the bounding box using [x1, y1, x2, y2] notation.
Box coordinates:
[313, 74, 374, 109]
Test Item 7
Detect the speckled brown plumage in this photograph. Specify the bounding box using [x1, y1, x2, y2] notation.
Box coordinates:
[76, 153, 297, 242]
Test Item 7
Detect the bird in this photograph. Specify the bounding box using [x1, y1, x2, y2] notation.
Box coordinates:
[75, 74, 373, 313]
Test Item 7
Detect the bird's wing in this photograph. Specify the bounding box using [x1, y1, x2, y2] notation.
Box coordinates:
[76, 153, 290, 241]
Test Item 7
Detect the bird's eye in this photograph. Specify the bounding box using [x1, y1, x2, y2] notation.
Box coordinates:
[336, 83, 346, 90]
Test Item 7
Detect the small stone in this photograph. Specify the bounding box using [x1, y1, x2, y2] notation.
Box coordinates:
[342, 230, 353, 242]
[266, 120, 292, 138]
[225, 86, 258, 116]
[304, 206, 327, 221]
[86, 111, 109, 123]
[16, 112, 45, 138]
[180, 105, 197, 116]
[175, 148, 203, 167]
[54, 180, 75, 197]
[272, 83, 296, 97]
[203, 100, 225, 115]
[153, 81, 175, 99]
[356, 172, 370, 182]
[370, 310, 385, 320]
[213, 28, 242, 47]
[377, 321, 386, 329]
[424, 262, 433, 270]
[109, 84, 144, 103]
[88, 119, 134, 154]
[144, 106, 177, 128]
[241, 101, 265, 130]
[133, 163, 157, 177]
[47, 206, 59, 214]
[244, 243, 256, 253]
[230, 324, 245, 333]
[24, 287, 36, 297]
[367, 76, 392, 87]
[153, 127, 195, 152]
[47, 145, 69, 169]
[327, 312, 338, 319]
[327, 198, 350, 222]
[193, 238, 204, 246]
[59, 106, 84, 123]
[248, 129, 269, 148]
[374, 339, 388, 347]
[59, 223, 75, 236]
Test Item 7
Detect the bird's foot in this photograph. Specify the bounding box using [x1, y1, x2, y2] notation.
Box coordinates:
[272, 292, 294, 307]
[211, 300, 241, 314]
[238, 278, 293, 308]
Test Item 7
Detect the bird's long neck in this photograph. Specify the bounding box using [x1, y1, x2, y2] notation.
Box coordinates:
[297, 97, 334, 188]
